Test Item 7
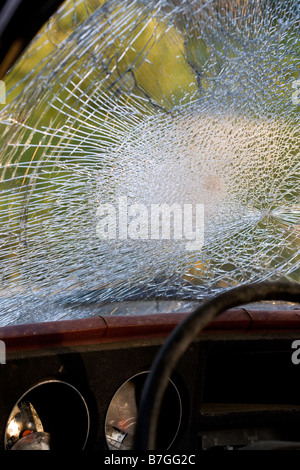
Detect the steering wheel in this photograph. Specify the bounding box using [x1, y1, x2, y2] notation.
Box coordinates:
[134, 281, 300, 450]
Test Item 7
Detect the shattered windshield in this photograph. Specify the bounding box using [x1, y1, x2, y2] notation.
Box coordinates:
[0, 0, 299, 325]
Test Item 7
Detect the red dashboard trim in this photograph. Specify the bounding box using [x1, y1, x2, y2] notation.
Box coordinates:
[1, 308, 300, 352]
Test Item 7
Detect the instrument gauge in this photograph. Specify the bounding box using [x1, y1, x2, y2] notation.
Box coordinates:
[105, 371, 182, 450]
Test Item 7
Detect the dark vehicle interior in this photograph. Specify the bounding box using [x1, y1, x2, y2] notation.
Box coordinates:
[0, 0, 299, 452]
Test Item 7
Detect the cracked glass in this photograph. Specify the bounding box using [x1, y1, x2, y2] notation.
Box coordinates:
[0, 0, 299, 325]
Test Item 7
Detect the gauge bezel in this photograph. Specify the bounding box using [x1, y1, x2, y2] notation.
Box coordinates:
[4, 379, 90, 450]
[105, 370, 183, 451]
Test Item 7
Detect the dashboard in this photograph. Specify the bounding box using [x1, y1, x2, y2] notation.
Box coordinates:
[1, 305, 300, 451]
[0, 0, 299, 455]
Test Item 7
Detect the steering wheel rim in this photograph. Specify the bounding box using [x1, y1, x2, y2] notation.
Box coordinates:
[134, 281, 300, 450]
